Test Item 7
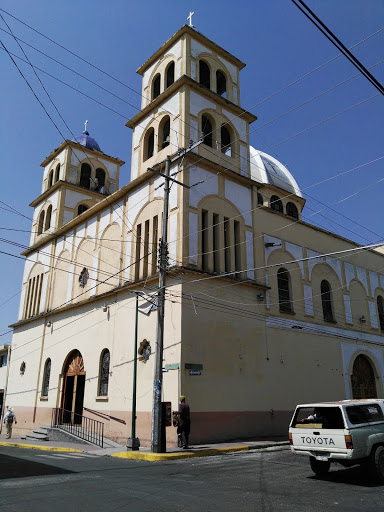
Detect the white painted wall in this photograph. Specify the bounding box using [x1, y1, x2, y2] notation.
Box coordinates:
[369, 271, 379, 297]
[99, 209, 111, 237]
[304, 285, 314, 316]
[222, 108, 247, 141]
[112, 201, 124, 230]
[344, 295, 353, 324]
[369, 301, 378, 329]
[190, 39, 211, 58]
[169, 214, 178, 265]
[64, 189, 93, 209]
[246, 231, 254, 279]
[344, 263, 355, 288]
[189, 212, 198, 265]
[190, 91, 216, 117]
[189, 166, 218, 208]
[99, 159, 118, 180]
[127, 184, 149, 227]
[224, 180, 252, 226]
[217, 55, 237, 83]
[62, 210, 74, 226]
[286, 243, 304, 277]
[162, 93, 180, 118]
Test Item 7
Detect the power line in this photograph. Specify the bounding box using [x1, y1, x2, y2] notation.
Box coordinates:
[291, 0, 384, 96]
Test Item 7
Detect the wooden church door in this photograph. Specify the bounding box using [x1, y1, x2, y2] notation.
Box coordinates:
[61, 350, 86, 424]
[351, 354, 377, 399]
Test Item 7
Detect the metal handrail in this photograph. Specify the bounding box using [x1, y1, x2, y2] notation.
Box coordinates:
[51, 408, 104, 448]
[83, 407, 126, 424]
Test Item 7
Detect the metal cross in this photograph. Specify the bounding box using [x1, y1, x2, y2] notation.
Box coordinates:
[84, 119, 88, 132]
[187, 11, 194, 27]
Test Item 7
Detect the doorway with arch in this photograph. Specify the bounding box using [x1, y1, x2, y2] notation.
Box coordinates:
[61, 350, 86, 424]
[351, 354, 377, 399]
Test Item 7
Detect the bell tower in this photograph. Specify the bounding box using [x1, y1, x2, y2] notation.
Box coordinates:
[29, 124, 124, 248]
[126, 24, 257, 181]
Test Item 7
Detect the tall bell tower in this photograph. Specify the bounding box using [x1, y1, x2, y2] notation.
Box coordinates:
[126, 24, 257, 182]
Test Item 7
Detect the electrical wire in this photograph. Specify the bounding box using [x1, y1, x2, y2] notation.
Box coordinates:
[291, 0, 384, 95]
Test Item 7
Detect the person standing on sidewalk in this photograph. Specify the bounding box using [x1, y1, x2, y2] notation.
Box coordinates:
[176, 396, 191, 449]
[4, 407, 17, 439]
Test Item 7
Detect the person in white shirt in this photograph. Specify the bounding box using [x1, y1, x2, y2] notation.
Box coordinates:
[4, 407, 17, 439]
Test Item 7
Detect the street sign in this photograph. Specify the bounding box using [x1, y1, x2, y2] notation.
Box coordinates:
[189, 370, 201, 376]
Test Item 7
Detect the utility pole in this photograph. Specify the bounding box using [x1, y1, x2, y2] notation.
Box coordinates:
[149, 140, 202, 453]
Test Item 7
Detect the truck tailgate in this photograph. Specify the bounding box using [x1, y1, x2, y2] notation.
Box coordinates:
[291, 428, 348, 454]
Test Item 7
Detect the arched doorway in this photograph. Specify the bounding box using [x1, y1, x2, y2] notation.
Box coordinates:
[61, 350, 86, 424]
[351, 354, 377, 399]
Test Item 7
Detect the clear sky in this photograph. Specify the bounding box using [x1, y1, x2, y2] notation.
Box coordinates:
[1, 0, 383, 344]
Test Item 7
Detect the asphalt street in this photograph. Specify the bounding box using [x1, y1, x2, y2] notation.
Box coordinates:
[0, 446, 383, 512]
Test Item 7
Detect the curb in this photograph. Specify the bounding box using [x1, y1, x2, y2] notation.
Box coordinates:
[0, 441, 84, 453]
[112, 442, 289, 461]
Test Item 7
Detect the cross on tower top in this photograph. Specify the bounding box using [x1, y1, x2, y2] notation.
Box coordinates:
[84, 120, 88, 133]
[187, 11, 195, 27]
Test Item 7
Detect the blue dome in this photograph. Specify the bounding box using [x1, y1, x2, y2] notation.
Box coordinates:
[73, 131, 101, 151]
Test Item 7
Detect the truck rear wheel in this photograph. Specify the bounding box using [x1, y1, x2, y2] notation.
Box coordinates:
[370, 446, 384, 483]
[310, 456, 330, 476]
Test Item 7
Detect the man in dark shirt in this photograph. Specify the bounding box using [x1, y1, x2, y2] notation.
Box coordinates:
[176, 395, 191, 449]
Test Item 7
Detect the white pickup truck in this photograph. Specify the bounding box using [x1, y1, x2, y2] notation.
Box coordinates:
[289, 399, 384, 482]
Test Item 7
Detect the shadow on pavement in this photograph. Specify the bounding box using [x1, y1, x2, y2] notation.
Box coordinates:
[308, 465, 383, 488]
[0, 454, 74, 480]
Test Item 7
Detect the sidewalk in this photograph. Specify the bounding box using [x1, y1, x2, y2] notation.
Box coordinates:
[0, 433, 289, 461]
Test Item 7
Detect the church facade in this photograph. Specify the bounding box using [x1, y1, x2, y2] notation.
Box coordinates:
[7, 25, 384, 446]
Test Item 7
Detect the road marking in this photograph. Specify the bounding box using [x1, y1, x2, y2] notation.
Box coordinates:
[36, 453, 99, 459]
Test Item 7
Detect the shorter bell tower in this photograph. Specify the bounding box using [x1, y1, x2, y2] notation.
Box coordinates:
[29, 124, 124, 248]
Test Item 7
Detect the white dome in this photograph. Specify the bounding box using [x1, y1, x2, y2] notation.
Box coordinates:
[249, 147, 302, 198]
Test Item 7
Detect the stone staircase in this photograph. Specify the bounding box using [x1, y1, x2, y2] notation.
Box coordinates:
[21, 426, 49, 442]
[21, 425, 123, 448]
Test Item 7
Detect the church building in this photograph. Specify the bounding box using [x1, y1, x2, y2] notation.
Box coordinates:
[6, 25, 384, 446]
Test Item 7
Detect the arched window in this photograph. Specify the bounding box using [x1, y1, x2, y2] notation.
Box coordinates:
[37, 210, 45, 235]
[216, 70, 227, 97]
[321, 280, 334, 322]
[144, 128, 155, 160]
[377, 295, 384, 331]
[201, 115, 214, 147]
[221, 125, 232, 156]
[270, 195, 283, 213]
[286, 202, 299, 219]
[48, 170, 54, 189]
[277, 268, 292, 313]
[42, 358, 51, 397]
[98, 349, 110, 397]
[152, 74, 161, 99]
[45, 205, 52, 231]
[159, 116, 170, 150]
[55, 164, 60, 183]
[80, 163, 91, 189]
[77, 204, 89, 215]
[199, 60, 210, 89]
[95, 168, 106, 193]
[257, 193, 264, 206]
[166, 62, 175, 88]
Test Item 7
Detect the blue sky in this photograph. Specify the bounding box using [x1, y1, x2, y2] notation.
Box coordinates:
[1, 0, 383, 343]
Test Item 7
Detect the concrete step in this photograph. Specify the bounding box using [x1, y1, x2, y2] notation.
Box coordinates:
[25, 432, 49, 441]
[32, 428, 49, 435]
